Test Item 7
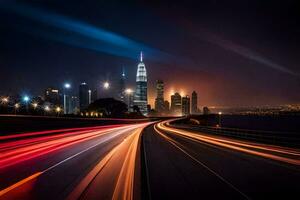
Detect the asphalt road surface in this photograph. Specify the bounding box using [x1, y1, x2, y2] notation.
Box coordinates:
[142, 120, 300, 199]
[0, 119, 299, 200]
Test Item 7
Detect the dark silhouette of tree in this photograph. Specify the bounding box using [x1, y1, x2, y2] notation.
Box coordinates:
[87, 98, 128, 118]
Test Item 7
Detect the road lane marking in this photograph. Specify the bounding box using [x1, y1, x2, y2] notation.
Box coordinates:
[154, 125, 251, 200]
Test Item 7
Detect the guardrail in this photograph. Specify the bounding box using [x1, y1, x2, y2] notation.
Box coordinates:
[169, 123, 300, 148]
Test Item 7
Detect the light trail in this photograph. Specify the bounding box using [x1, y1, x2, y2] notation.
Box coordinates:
[0, 172, 42, 197]
[156, 120, 300, 166]
[0, 124, 123, 141]
[0, 125, 132, 169]
[69, 125, 149, 200]
[0, 123, 150, 199]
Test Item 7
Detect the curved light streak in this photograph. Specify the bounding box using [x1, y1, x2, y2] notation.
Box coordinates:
[156, 119, 300, 166]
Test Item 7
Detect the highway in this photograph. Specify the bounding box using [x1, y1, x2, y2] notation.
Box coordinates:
[0, 119, 300, 200]
[142, 119, 300, 199]
[0, 122, 151, 200]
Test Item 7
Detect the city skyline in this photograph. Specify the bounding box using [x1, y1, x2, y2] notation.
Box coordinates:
[0, 2, 299, 199]
[1, 1, 300, 107]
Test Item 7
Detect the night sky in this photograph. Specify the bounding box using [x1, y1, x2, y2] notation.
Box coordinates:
[1, 0, 299, 107]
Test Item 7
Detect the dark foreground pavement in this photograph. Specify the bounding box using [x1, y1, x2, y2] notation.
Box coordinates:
[142, 124, 300, 200]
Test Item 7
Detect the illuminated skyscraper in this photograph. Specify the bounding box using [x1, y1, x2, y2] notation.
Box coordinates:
[134, 52, 148, 115]
[44, 87, 60, 106]
[171, 92, 182, 116]
[191, 91, 198, 114]
[79, 82, 89, 111]
[182, 95, 190, 116]
[155, 80, 164, 113]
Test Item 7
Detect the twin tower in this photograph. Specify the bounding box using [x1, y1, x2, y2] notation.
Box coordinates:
[134, 52, 148, 115]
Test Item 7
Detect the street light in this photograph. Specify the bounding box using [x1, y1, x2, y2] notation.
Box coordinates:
[56, 107, 61, 112]
[218, 112, 222, 127]
[14, 103, 19, 115]
[23, 95, 30, 113]
[125, 88, 133, 94]
[44, 106, 50, 112]
[125, 88, 133, 112]
[32, 103, 38, 109]
[64, 83, 71, 89]
[1, 97, 8, 103]
[103, 82, 110, 89]
[55, 107, 61, 117]
[63, 83, 71, 114]
[23, 95, 30, 103]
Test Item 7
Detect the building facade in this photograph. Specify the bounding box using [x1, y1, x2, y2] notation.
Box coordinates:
[44, 87, 60, 106]
[79, 82, 89, 112]
[171, 92, 182, 116]
[191, 91, 198, 114]
[164, 100, 170, 112]
[134, 52, 148, 115]
[182, 95, 191, 116]
[154, 80, 165, 113]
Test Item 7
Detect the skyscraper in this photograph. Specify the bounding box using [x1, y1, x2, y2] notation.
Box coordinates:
[182, 95, 190, 116]
[164, 100, 170, 113]
[79, 82, 89, 112]
[154, 80, 164, 113]
[44, 87, 60, 106]
[91, 88, 98, 102]
[134, 52, 148, 115]
[191, 91, 198, 114]
[125, 88, 134, 112]
[171, 92, 182, 116]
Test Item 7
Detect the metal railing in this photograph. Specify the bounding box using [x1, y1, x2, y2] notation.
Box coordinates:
[169, 123, 300, 148]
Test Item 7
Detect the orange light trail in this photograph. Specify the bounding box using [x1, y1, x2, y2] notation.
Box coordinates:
[156, 120, 300, 166]
[0, 123, 150, 198]
[0, 172, 42, 197]
[68, 124, 150, 200]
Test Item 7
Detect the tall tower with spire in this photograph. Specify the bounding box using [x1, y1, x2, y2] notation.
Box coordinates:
[134, 52, 148, 115]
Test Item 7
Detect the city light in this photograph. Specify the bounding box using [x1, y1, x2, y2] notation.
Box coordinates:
[32, 103, 38, 108]
[64, 83, 71, 89]
[103, 82, 110, 89]
[55, 107, 61, 112]
[23, 95, 30, 103]
[218, 112, 222, 115]
[125, 88, 133, 94]
[44, 106, 50, 111]
[14, 103, 19, 108]
[1, 97, 9, 103]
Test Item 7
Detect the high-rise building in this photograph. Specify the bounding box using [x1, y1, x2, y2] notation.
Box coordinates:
[91, 89, 98, 102]
[182, 95, 190, 116]
[191, 91, 198, 114]
[171, 92, 182, 116]
[44, 87, 60, 105]
[154, 80, 165, 113]
[125, 89, 134, 112]
[118, 68, 126, 101]
[164, 100, 170, 113]
[70, 96, 79, 114]
[134, 52, 148, 115]
[79, 82, 89, 111]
